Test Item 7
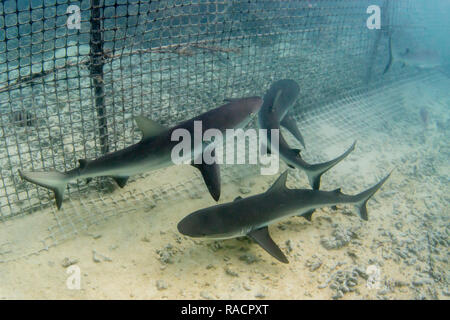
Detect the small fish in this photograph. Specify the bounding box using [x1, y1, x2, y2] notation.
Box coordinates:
[419, 108, 429, 127]
[258, 81, 355, 189]
[19, 97, 263, 209]
[383, 35, 442, 74]
[178, 170, 391, 263]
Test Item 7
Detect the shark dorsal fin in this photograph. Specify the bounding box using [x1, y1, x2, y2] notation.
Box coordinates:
[248, 227, 288, 264]
[78, 159, 89, 169]
[234, 196, 243, 202]
[292, 149, 301, 157]
[270, 89, 283, 113]
[223, 98, 239, 103]
[135, 115, 167, 140]
[332, 188, 342, 195]
[267, 171, 288, 193]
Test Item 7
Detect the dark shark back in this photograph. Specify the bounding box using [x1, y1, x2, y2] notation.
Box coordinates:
[174, 96, 262, 134]
[261, 79, 300, 118]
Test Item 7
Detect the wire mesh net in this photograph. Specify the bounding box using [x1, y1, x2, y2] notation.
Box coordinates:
[2, 0, 447, 261]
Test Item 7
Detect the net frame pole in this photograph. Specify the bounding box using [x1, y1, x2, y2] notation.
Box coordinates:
[90, 0, 109, 154]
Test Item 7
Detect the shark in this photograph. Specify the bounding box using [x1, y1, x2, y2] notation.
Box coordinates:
[383, 35, 442, 74]
[178, 170, 391, 263]
[261, 79, 306, 148]
[258, 81, 356, 190]
[19, 97, 263, 209]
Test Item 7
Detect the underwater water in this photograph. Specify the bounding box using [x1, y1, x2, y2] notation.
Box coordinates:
[0, 0, 449, 300]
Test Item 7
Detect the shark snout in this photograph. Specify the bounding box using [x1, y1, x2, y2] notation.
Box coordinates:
[177, 216, 202, 237]
[177, 218, 188, 235]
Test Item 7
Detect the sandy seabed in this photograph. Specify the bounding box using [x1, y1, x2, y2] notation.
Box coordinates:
[0, 74, 448, 300]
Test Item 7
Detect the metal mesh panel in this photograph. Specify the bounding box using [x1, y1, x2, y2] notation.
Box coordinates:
[0, 0, 449, 263]
[0, 0, 413, 221]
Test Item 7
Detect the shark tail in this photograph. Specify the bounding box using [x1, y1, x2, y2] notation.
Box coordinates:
[383, 35, 394, 74]
[353, 171, 392, 221]
[305, 141, 356, 190]
[18, 169, 68, 210]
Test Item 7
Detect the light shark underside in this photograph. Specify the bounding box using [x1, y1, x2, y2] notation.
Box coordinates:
[19, 97, 263, 209]
[260, 79, 306, 148]
[178, 170, 391, 263]
[259, 80, 356, 189]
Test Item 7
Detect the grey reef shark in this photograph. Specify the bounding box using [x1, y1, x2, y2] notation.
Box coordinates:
[261, 79, 306, 148]
[178, 170, 391, 263]
[19, 97, 263, 209]
[259, 79, 356, 189]
[383, 34, 442, 74]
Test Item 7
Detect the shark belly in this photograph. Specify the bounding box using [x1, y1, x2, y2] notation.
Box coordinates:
[78, 149, 173, 181]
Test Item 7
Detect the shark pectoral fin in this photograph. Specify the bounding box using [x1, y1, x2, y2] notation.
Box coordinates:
[248, 227, 289, 264]
[281, 114, 306, 149]
[113, 176, 129, 188]
[191, 149, 221, 201]
[287, 164, 295, 169]
[135, 115, 167, 140]
[300, 209, 316, 221]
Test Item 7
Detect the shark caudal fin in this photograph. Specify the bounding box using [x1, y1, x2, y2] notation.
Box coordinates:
[383, 35, 394, 74]
[305, 141, 356, 190]
[18, 169, 68, 209]
[353, 171, 392, 221]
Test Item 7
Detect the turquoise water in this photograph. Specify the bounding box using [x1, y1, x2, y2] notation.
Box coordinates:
[0, 0, 448, 299]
